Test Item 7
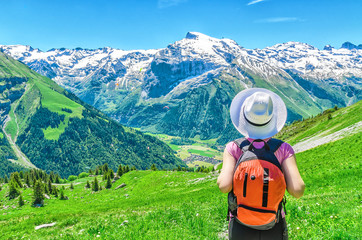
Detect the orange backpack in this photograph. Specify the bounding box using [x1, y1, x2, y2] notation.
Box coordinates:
[228, 138, 286, 230]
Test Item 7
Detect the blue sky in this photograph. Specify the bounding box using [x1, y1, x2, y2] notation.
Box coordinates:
[0, 0, 361, 51]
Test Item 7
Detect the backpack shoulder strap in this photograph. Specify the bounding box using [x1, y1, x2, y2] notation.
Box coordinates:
[233, 138, 250, 150]
[268, 138, 284, 153]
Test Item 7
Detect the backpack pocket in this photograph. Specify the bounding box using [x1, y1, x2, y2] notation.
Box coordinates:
[236, 204, 277, 230]
[243, 173, 248, 197]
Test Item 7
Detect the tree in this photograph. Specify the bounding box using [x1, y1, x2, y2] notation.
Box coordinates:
[19, 171, 24, 179]
[103, 163, 109, 173]
[32, 180, 44, 206]
[85, 180, 91, 189]
[11, 172, 22, 188]
[102, 171, 108, 181]
[18, 194, 25, 207]
[52, 186, 59, 197]
[8, 180, 20, 200]
[68, 175, 77, 181]
[105, 176, 112, 189]
[55, 174, 60, 184]
[70, 183, 74, 190]
[44, 182, 49, 194]
[109, 169, 115, 179]
[47, 180, 53, 193]
[49, 171, 55, 182]
[92, 177, 99, 192]
[25, 174, 31, 187]
[59, 189, 67, 200]
[117, 164, 123, 177]
[151, 164, 157, 171]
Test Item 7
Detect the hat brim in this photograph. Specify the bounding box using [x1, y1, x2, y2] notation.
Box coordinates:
[230, 88, 287, 139]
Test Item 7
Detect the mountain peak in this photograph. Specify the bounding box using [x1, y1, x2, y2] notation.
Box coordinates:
[340, 42, 362, 50]
[185, 32, 214, 41]
[268, 41, 317, 51]
[323, 44, 334, 51]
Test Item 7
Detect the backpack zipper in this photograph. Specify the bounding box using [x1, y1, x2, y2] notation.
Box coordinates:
[243, 172, 248, 197]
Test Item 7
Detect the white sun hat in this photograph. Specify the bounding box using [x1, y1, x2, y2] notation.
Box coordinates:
[230, 88, 287, 139]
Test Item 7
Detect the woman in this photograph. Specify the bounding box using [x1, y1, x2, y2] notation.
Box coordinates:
[217, 88, 305, 240]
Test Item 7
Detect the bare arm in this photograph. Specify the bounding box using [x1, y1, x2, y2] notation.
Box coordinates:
[282, 154, 305, 198]
[217, 148, 236, 193]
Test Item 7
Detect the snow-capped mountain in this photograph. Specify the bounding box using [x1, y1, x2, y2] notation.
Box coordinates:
[1, 32, 361, 141]
[248, 41, 362, 81]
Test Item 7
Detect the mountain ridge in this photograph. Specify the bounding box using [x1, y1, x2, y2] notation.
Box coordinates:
[1, 33, 361, 142]
[0, 51, 185, 177]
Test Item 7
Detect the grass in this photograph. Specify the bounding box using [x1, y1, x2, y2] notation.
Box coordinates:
[286, 131, 361, 239]
[0, 131, 360, 239]
[33, 79, 84, 140]
[187, 161, 214, 168]
[4, 109, 17, 140]
[145, 132, 223, 161]
[0, 171, 225, 240]
[277, 101, 362, 145]
[188, 149, 216, 158]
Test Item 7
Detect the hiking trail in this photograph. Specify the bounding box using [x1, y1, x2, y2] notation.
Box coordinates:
[292, 121, 362, 153]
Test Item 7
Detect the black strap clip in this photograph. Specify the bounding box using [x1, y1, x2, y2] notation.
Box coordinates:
[282, 196, 287, 215]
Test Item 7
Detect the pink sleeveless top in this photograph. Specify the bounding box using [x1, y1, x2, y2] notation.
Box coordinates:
[226, 138, 294, 166]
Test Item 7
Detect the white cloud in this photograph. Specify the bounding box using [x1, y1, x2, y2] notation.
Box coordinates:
[247, 0, 266, 6]
[158, 0, 188, 9]
[255, 17, 304, 23]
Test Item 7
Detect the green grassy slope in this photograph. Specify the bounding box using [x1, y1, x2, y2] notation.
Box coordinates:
[276, 100, 362, 145]
[33, 78, 84, 140]
[0, 171, 225, 240]
[0, 131, 360, 239]
[287, 132, 361, 239]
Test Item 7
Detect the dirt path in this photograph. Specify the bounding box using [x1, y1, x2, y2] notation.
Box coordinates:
[292, 121, 362, 153]
[3, 116, 37, 169]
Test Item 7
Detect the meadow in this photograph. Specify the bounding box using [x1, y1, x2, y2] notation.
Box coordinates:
[145, 132, 223, 166]
[276, 101, 361, 145]
[0, 131, 360, 239]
